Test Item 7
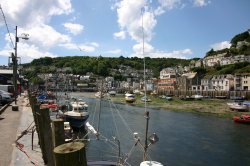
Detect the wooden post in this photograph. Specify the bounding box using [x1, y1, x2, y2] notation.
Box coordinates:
[54, 142, 87, 166]
[52, 119, 65, 148]
[40, 108, 55, 166]
[35, 104, 48, 164]
[30, 95, 40, 135]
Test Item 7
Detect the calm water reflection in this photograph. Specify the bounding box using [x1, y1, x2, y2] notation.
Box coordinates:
[72, 93, 250, 166]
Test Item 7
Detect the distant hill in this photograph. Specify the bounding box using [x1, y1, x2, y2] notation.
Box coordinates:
[22, 29, 250, 82]
[23, 56, 191, 78]
[205, 29, 250, 57]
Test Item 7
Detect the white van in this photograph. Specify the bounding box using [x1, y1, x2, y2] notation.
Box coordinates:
[0, 85, 14, 97]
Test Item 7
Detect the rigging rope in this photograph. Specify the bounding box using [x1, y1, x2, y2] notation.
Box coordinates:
[16, 142, 38, 166]
[108, 100, 120, 139]
[110, 101, 134, 136]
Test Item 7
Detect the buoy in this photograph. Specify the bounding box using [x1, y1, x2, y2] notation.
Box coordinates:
[140, 161, 164, 166]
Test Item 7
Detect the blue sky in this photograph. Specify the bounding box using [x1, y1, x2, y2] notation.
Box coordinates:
[0, 0, 250, 65]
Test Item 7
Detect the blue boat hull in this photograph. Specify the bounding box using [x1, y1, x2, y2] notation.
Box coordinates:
[65, 115, 89, 128]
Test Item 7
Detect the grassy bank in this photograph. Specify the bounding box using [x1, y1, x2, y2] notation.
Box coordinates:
[109, 94, 250, 119]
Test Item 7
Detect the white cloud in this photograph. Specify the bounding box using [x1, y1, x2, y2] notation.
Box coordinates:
[114, 31, 126, 39]
[63, 22, 84, 35]
[89, 42, 99, 47]
[116, 0, 156, 43]
[107, 49, 122, 54]
[0, 0, 74, 64]
[211, 41, 231, 51]
[129, 48, 192, 59]
[0, 43, 57, 64]
[0, 0, 72, 27]
[133, 42, 154, 55]
[193, 0, 210, 7]
[20, 24, 71, 49]
[154, 0, 185, 15]
[59, 42, 99, 52]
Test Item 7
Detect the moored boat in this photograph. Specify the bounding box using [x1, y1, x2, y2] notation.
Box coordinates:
[227, 102, 249, 111]
[191, 94, 203, 100]
[64, 102, 89, 129]
[70, 99, 88, 110]
[141, 96, 151, 102]
[125, 93, 136, 103]
[40, 102, 59, 112]
[233, 114, 250, 124]
[95, 91, 104, 98]
[108, 90, 116, 96]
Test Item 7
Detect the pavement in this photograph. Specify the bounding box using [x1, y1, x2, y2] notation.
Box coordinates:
[0, 94, 44, 166]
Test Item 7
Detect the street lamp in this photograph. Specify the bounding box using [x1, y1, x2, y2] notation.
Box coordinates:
[12, 26, 29, 108]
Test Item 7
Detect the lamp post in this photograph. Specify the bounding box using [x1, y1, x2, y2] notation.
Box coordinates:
[12, 26, 29, 108]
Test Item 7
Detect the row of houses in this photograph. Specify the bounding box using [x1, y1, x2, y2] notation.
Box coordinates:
[190, 54, 250, 68]
[190, 29, 250, 68]
[157, 68, 250, 91]
[1, 66, 249, 93]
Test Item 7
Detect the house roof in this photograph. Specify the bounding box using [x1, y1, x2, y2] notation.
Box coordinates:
[202, 75, 213, 79]
[182, 72, 197, 79]
[212, 74, 234, 80]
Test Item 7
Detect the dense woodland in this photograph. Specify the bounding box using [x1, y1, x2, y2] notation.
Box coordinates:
[23, 56, 191, 78]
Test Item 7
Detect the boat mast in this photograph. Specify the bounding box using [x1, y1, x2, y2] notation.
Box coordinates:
[141, 7, 150, 161]
[96, 59, 103, 139]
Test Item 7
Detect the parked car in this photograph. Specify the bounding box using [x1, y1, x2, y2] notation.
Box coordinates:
[0, 90, 13, 104]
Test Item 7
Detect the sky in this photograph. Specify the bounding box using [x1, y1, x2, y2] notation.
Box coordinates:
[0, 0, 250, 65]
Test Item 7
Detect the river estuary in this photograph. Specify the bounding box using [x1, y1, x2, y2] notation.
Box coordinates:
[70, 93, 250, 166]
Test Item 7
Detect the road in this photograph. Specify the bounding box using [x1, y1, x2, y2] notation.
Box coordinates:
[0, 95, 43, 166]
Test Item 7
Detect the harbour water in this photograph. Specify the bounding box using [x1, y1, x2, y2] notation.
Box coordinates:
[71, 93, 250, 166]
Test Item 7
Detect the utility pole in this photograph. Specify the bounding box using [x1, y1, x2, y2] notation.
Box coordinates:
[12, 26, 29, 110]
[13, 26, 18, 105]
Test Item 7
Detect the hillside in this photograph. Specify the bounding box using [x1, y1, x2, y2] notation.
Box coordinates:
[205, 29, 250, 57]
[23, 56, 191, 78]
[22, 29, 250, 82]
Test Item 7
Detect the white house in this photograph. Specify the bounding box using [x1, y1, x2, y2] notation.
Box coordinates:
[211, 74, 234, 91]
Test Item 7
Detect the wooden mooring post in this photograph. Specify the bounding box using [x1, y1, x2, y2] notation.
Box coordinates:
[54, 142, 87, 166]
[52, 119, 65, 148]
[34, 104, 48, 164]
[39, 107, 55, 166]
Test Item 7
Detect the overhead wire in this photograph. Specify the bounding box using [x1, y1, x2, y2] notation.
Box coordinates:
[0, 4, 15, 48]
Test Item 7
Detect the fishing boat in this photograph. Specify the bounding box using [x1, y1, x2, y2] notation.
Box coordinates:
[125, 93, 136, 103]
[233, 114, 250, 124]
[64, 102, 89, 129]
[70, 99, 88, 110]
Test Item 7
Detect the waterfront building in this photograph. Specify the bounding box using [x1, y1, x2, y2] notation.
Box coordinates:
[211, 74, 234, 91]
[158, 68, 177, 90]
[201, 75, 213, 91]
[176, 72, 202, 91]
[234, 73, 250, 91]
